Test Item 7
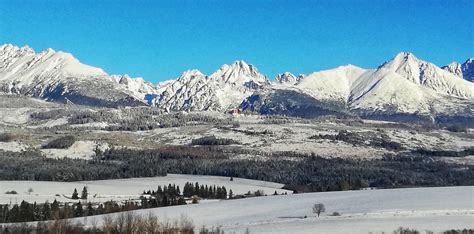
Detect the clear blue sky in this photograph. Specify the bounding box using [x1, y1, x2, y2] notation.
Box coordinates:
[1, 0, 473, 83]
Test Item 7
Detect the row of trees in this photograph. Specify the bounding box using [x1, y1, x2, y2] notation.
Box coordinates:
[182, 182, 228, 199]
[0, 196, 186, 224]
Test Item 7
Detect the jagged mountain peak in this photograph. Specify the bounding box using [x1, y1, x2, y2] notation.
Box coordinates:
[379, 52, 422, 69]
[211, 60, 268, 86]
[179, 69, 205, 78]
[442, 62, 463, 78]
[378, 52, 473, 98]
[442, 58, 474, 82]
[275, 72, 304, 85]
[0, 43, 34, 53]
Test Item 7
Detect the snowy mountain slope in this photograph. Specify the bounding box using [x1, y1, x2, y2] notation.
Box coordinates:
[443, 59, 474, 82]
[154, 61, 270, 111]
[241, 53, 474, 123]
[379, 52, 473, 98]
[154, 70, 220, 111]
[0, 44, 156, 106]
[109, 74, 159, 100]
[442, 62, 463, 78]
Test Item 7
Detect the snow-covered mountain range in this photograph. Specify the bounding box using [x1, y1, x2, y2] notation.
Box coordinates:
[0, 44, 157, 107]
[0, 43, 472, 124]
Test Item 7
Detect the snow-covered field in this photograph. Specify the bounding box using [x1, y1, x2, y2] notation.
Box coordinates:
[0, 174, 288, 204]
[74, 186, 474, 234]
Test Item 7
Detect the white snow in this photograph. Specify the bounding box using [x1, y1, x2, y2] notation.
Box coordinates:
[0, 174, 287, 204]
[72, 186, 474, 233]
[0, 107, 32, 125]
[41, 141, 103, 160]
[154, 60, 269, 111]
[0, 141, 27, 152]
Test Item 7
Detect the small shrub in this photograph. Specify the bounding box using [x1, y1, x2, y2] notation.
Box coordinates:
[5, 190, 18, 194]
[330, 211, 341, 216]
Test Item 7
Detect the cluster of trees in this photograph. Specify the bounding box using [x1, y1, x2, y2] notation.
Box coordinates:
[0, 149, 167, 181]
[0, 132, 14, 142]
[42, 135, 76, 149]
[65, 108, 239, 131]
[0, 200, 59, 223]
[309, 130, 403, 151]
[182, 182, 228, 199]
[411, 147, 474, 158]
[191, 136, 239, 146]
[0, 196, 184, 224]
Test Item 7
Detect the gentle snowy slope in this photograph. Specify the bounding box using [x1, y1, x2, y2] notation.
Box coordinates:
[379, 52, 473, 98]
[74, 186, 474, 234]
[0, 174, 288, 204]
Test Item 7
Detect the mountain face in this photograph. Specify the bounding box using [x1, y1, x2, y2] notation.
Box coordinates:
[443, 58, 474, 82]
[0, 44, 156, 107]
[153, 61, 269, 111]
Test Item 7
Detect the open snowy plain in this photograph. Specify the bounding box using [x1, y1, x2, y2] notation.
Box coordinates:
[66, 185, 473, 234]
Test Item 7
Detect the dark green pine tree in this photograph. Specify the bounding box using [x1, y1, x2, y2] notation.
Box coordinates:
[42, 202, 51, 221]
[19, 200, 33, 222]
[86, 202, 94, 216]
[0, 205, 5, 223]
[51, 199, 60, 219]
[33, 202, 41, 221]
[81, 186, 88, 199]
[8, 204, 20, 222]
[74, 202, 83, 217]
[72, 188, 79, 200]
[222, 186, 227, 199]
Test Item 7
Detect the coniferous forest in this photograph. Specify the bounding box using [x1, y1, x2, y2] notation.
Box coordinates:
[0, 145, 472, 193]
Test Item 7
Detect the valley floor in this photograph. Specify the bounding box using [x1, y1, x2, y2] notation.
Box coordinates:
[66, 185, 473, 234]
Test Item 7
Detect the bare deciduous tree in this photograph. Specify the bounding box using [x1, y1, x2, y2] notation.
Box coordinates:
[312, 203, 325, 217]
